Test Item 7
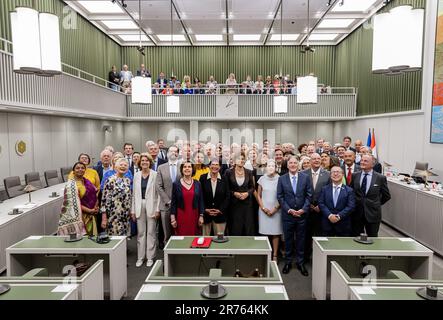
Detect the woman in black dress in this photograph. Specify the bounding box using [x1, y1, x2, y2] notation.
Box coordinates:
[224, 152, 255, 236]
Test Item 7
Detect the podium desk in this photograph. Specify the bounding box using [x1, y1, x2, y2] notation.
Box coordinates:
[312, 237, 433, 300]
[0, 183, 64, 272]
[145, 260, 282, 285]
[163, 236, 271, 277]
[135, 283, 288, 300]
[350, 285, 443, 300]
[6, 235, 126, 300]
[0, 283, 78, 300]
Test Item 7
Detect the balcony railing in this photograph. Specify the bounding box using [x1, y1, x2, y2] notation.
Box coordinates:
[0, 38, 126, 119]
[128, 92, 357, 120]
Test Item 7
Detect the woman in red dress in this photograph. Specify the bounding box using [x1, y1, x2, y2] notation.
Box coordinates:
[170, 161, 204, 236]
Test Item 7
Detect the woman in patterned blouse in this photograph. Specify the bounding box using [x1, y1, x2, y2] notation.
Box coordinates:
[100, 158, 132, 236]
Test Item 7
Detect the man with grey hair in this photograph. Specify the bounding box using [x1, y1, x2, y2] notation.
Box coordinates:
[277, 156, 312, 276]
[146, 140, 166, 171]
[360, 146, 382, 173]
[350, 154, 391, 237]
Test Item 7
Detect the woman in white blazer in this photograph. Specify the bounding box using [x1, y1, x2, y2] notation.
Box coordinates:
[131, 153, 160, 267]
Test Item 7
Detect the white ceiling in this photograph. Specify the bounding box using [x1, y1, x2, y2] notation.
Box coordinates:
[65, 0, 387, 46]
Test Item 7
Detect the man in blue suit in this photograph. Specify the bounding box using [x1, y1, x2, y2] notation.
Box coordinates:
[318, 166, 355, 236]
[277, 156, 312, 276]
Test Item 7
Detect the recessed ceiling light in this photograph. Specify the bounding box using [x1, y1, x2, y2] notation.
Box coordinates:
[270, 34, 300, 41]
[332, 0, 378, 12]
[233, 34, 261, 41]
[101, 20, 137, 30]
[308, 33, 339, 41]
[77, 1, 124, 14]
[157, 34, 186, 41]
[195, 34, 223, 41]
[118, 34, 149, 42]
[317, 19, 356, 28]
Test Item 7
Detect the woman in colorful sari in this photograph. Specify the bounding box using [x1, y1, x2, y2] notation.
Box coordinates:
[100, 158, 132, 236]
[58, 162, 99, 236]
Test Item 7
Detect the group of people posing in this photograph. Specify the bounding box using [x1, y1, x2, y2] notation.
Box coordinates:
[57, 137, 391, 275]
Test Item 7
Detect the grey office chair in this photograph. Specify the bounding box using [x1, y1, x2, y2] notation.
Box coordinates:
[25, 172, 43, 189]
[0, 189, 8, 202]
[60, 167, 71, 182]
[44, 170, 60, 187]
[412, 161, 429, 181]
[4, 176, 25, 198]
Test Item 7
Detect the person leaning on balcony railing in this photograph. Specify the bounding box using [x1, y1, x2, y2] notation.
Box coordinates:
[254, 75, 264, 94]
[182, 75, 191, 89]
[183, 82, 194, 94]
[245, 75, 254, 91]
[152, 82, 161, 95]
[108, 65, 120, 91]
[264, 77, 275, 95]
[173, 82, 184, 94]
[120, 65, 133, 94]
[161, 83, 173, 95]
[193, 80, 205, 94]
[225, 73, 237, 94]
[206, 75, 218, 94]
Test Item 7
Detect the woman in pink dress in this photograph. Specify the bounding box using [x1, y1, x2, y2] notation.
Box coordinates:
[170, 161, 204, 236]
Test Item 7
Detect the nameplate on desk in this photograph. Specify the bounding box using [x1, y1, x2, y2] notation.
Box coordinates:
[171, 236, 184, 240]
[52, 284, 77, 293]
[354, 287, 375, 295]
[399, 238, 415, 242]
[27, 236, 43, 240]
[110, 236, 123, 240]
[142, 284, 162, 293]
[254, 237, 267, 241]
[265, 286, 284, 294]
[315, 237, 329, 241]
[14, 203, 37, 210]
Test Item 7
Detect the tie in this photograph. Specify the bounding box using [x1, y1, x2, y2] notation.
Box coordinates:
[312, 171, 318, 189]
[291, 175, 297, 194]
[171, 164, 177, 182]
[127, 156, 131, 167]
[333, 186, 339, 207]
[361, 173, 368, 195]
[347, 167, 352, 185]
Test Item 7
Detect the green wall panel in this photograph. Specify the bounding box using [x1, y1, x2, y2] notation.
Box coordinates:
[121, 45, 336, 85]
[0, 0, 121, 80]
[335, 0, 425, 115]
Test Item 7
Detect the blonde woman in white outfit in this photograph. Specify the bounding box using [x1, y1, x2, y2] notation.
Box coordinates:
[131, 153, 160, 267]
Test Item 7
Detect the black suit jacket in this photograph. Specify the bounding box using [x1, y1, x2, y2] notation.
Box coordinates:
[93, 164, 104, 181]
[350, 171, 391, 223]
[199, 173, 230, 223]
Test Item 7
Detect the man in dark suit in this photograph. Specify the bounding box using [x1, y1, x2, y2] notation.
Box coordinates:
[315, 138, 325, 154]
[343, 136, 356, 153]
[123, 142, 134, 168]
[199, 158, 230, 236]
[277, 156, 312, 276]
[156, 71, 168, 88]
[303, 153, 331, 260]
[157, 139, 168, 161]
[136, 64, 151, 78]
[341, 150, 361, 185]
[350, 154, 391, 237]
[318, 166, 355, 236]
[274, 148, 288, 175]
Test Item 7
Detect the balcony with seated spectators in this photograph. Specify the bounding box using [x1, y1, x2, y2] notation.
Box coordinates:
[0, 37, 356, 121]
